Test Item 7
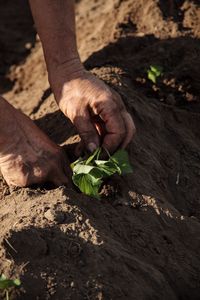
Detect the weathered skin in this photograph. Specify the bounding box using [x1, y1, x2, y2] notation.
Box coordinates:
[0, 0, 135, 187]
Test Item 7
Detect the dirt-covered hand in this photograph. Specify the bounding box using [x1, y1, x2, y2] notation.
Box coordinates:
[53, 71, 136, 153]
[0, 105, 70, 187]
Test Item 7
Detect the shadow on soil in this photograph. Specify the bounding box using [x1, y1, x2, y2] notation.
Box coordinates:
[158, 0, 200, 30]
[2, 30, 200, 300]
[3, 187, 200, 300]
[35, 34, 200, 148]
[0, 0, 36, 94]
[35, 34, 200, 218]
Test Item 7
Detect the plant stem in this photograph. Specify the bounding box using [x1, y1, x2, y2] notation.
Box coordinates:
[103, 147, 111, 158]
[5, 290, 9, 300]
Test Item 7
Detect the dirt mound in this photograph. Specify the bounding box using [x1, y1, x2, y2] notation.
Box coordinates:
[1, 0, 200, 299]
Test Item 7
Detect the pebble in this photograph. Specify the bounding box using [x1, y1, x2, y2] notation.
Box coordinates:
[44, 209, 65, 223]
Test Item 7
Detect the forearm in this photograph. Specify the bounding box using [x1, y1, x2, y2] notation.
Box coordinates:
[29, 0, 83, 87]
[0, 97, 18, 147]
[28, 1, 135, 153]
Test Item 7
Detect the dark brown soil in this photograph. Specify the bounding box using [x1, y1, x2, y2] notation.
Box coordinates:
[1, 0, 200, 299]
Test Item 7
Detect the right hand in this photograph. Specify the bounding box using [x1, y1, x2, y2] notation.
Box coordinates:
[52, 69, 136, 154]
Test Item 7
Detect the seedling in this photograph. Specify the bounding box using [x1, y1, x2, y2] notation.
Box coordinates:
[71, 148, 133, 198]
[0, 274, 21, 300]
[147, 65, 163, 83]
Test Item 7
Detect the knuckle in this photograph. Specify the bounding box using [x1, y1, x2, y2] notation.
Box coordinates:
[48, 150, 63, 164]
[93, 100, 104, 113]
[104, 101, 119, 116]
[132, 124, 136, 135]
[93, 94, 118, 113]
[79, 130, 94, 140]
[119, 130, 126, 139]
[33, 168, 49, 182]
[110, 102, 119, 113]
[16, 175, 29, 187]
[129, 118, 136, 134]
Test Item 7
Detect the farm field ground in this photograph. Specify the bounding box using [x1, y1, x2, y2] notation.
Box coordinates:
[1, 0, 200, 299]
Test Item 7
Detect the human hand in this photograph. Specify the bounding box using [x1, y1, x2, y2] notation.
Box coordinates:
[0, 106, 70, 187]
[52, 70, 136, 153]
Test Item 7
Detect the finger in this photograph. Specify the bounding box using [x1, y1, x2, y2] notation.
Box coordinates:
[75, 141, 84, 157]
[121, 111, 136, 149]
[50, 149, 71, 186]
[51, 159, 72, 187]
[51, 172, 69, 187]
[60, 150, 72, 177]
[91, 115, 106, 141]
[112, 91, 135, 148]
[62, 163, 72, 179]
[98, 102, 126, 153]
[102, 116, 126, 153]
[73, 109, 100, 152]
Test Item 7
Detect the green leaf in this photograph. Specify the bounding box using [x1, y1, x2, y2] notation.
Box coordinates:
[148, 70, 156, 83]
[89, 167, 104, 179]
[72, 173, 102, 198]
[85, 148, 101, 165]
[94, 160, 108, 165]
[70, 148, 102, 170]
[0, 274, 21, 289]
[70, 157, 83, 170]
[0, 274, 6, 281]
[95, 160, 120, 176]
[13, 279, 21, 286]
[110, 149, 133, 174]
[147, 65, 163, 83]
[150, 65, 163, 77]
[73, 164, 94, 175]
[73, 162, 104, 179]
[70, 148, 133, 198]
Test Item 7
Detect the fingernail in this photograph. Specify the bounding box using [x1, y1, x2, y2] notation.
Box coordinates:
[88, 142, 97, 153]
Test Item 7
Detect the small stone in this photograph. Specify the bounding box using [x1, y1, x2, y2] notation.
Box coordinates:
[165, 94, 176, 105]
[3, 187, 10, 196]
[44, 209, 65, 223]
[79, 260, 85, 267]
[44, 209, 55, 222]
[25, 42, 32, 49]
[78, 215, 83, 221]
[55, 210, 65, 223]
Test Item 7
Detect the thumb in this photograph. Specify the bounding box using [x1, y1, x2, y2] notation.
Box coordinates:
[73, 109, 100, 152]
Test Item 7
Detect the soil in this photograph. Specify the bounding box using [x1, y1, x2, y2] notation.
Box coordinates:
[1, 0, 200, 299]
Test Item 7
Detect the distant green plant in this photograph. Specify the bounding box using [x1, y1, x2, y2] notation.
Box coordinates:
[71, 148, 133, 199]
[0, 274, 21, 300]
[147, 65, 163, 83]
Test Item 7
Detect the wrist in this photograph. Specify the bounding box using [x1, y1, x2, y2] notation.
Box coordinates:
[48, 53, 84, 81]
[48, 57, 86, 102]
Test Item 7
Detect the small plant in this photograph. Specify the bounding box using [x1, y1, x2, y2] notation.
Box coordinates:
[71, 148, 133, 198]
[147, 65, 163, 83]
[0, 274, 21, 300]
